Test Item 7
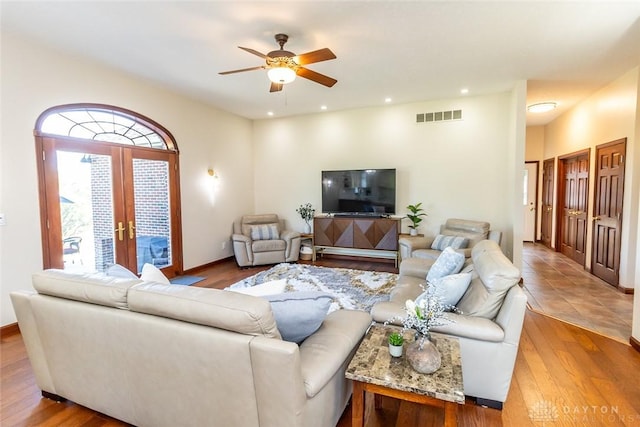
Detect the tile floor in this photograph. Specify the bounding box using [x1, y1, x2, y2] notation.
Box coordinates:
[521, 242, 634, 344]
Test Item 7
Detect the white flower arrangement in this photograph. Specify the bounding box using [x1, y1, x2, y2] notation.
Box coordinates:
[385, 282, 458, 349]
[296, 203, 315, 225]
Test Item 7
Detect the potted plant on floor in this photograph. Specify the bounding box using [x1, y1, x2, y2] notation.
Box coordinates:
[388, 332, 404, 357]
[296, 203, 315, 234]
[405, 202, 427, 236]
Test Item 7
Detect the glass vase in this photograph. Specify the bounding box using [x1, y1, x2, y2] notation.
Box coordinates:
[405, 334, 441, 374]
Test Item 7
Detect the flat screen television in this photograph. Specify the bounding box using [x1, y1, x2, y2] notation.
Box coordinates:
[321, 169, 396, 216]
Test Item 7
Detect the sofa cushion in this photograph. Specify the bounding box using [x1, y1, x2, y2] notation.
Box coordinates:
[128, 283, 282, 339]
[250, 223, 280, 241]
[426, 247, 465, 282]
[262, 292, 333, 344]
[431, 234, 469, 251]
[252, 239, 286, 253]
[32, 269, 142, 309]
[456, 240, 521, 319]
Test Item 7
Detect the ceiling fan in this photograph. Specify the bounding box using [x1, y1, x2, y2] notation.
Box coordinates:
[219, 33, 337, 92]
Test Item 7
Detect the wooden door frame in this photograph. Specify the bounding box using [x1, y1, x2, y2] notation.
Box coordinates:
[555, 148, 590, 254]
[524, 160, 539, 242]
[35, 135, 183, 276]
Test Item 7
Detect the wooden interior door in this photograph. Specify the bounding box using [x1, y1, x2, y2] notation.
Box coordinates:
[541, 158, 554, 248]
[558, 151, 589, 265]
[591, 138, 626, 286]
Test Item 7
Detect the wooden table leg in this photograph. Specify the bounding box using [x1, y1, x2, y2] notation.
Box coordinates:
[443, 401, 457, 427]
[352, 381, 365, 427]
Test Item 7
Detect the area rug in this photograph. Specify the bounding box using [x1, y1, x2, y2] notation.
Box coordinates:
[227, 263, 397, 313]
[170, 275, 204, 286]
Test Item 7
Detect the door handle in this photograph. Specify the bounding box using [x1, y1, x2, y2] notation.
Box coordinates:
[115, 222, 125, 241]
[128, 221, 136, 240]
[593, 216, 601, 221]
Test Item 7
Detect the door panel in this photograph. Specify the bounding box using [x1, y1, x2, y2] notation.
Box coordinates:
[541, 159, 554, 248]
[523, 162, 538, 242]
[559, 152, 589, 265]
[592, 139, 626, 286]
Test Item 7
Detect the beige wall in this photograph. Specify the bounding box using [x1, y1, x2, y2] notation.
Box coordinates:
[543, 68, 639, 291]
[0, 32, 254, 325]
[252, 89, 525, 263]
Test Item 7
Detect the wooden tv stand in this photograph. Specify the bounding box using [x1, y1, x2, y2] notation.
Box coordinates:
[313, 216, 401, 266]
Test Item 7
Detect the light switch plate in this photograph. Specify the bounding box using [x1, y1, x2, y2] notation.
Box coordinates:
[0, 213, 5, 226]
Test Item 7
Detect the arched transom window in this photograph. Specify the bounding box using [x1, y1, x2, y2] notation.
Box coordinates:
[37, 104, 176, 151]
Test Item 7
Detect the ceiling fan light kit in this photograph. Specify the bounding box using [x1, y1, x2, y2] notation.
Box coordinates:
[220, 33, 337, 92]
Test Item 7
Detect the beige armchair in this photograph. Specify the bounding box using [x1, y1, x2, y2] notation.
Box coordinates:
[399, 218, 501, 261]
[232, 214, 301, 267]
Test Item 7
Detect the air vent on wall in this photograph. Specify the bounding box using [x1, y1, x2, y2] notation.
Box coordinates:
[416, 109, 463, 123]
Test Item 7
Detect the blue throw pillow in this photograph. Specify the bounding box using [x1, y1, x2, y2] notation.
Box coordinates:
[262, 292, 333, 344]
[431, 234, 469, 251]
[426, 247, 465, 282]
[250, 223, 280, 240]
[417, 272, 472, 308]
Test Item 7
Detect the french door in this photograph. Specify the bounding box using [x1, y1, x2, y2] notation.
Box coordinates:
[36, 136, 183, 277]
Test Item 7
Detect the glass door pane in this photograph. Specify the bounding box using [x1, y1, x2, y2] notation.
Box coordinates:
[57, 150, 116, 272]
[132, 158, 172, 274]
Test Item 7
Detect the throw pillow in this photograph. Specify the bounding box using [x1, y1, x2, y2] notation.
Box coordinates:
[250, 223, 280, 240]
[426, 247, 465, 282]
[140, 263, 170, 285]
[431, 234, 469, 251]
[106, 263, 138, 279]
[417, 272, 472, 307]
[262, 292, 333, 344]
[229, 279, 288, 296]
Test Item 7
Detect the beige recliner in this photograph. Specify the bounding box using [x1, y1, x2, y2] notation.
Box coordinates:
[232, 214, 301, 267]
[399, 218, 502, 261]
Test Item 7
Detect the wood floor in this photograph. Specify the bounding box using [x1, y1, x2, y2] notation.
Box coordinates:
[2, 253, 639, 426]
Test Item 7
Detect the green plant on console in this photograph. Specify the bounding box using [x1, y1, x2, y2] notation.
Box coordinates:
[405, 202, 427, 231]
[388, 332, 404, 346]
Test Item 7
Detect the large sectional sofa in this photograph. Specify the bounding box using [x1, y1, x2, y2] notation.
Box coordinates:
[11, 270, 371, 427]
[371, 239, 527, 409]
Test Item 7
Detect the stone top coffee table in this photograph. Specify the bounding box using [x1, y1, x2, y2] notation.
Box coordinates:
[345, 324, 464, 427]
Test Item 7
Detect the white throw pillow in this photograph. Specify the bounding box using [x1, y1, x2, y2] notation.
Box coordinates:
[426, 247, 465, 282]
[230, 279, 287, 296]
[140, 263, 170, 285]
[431, 234, 469, 251]
[429, 272, 473, 307]
[106, 263, 138, 279]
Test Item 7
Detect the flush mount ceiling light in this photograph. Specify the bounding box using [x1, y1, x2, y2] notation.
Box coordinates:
[528, 102, 557, 113]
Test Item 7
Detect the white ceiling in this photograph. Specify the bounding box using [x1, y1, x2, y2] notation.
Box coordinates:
[2, 1, 639, 125]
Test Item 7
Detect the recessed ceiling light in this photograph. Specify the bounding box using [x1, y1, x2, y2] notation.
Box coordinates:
[384, 97, 392, 103]
[267, 111, 274, 116]
[527, 102, 557, 113]
[320, 105, 328, 110]
[460, 88, 469, 95]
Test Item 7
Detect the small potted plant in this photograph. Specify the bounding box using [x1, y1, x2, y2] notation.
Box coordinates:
[405, 202, 427, 236]
[388, 332, 404, 357]
[296, 203, 315, 234]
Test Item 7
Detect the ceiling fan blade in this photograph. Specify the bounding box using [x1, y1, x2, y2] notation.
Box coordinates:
[296, 67, 337, 88]
[295, 48, 336, 65]
[219, 66, 265, 75]
[238, 46, 268, 59]
[270, 82, 283, 92]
